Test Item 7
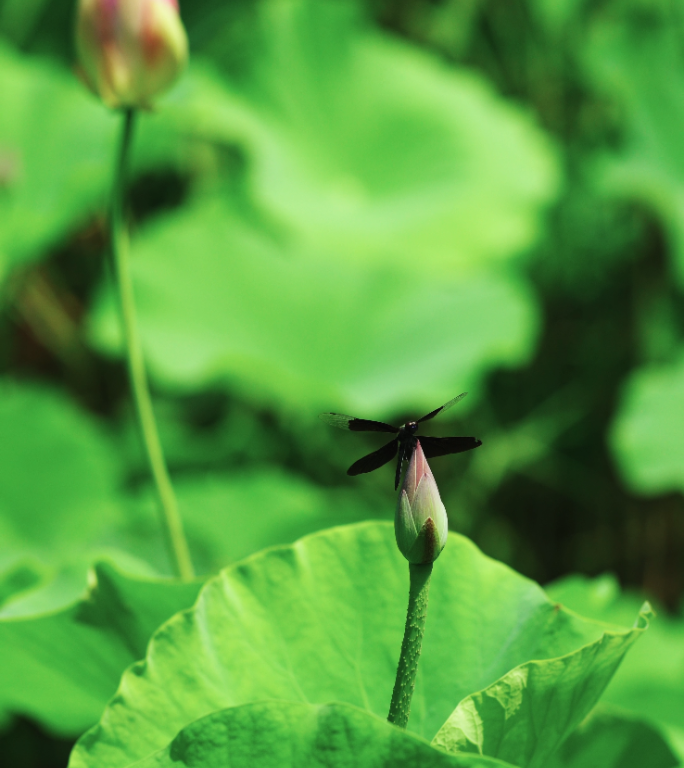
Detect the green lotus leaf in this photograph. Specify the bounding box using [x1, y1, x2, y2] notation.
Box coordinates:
[548, 705, 679, 768]
[0, 42, 116, 276]
[126, 471, 380, 575]
[0, 383, 157, 611]
[609, 351, 684, 495]
[0, 382, 385, 597]
[0, 557, 45, 607]
[0, 383, 121, 557]
[180, 0, 560, 273]
[0, 562, 204, 735]
[88, 197, 538, 415]
[70, 522, 645, 768]
[547, 573, 684, 763]
[133, 701, 515, 768]
[584, 4, 684, 287]
[432, 603, 650, 766]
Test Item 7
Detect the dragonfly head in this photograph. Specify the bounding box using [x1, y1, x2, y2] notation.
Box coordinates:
[401, 421, 418, 435]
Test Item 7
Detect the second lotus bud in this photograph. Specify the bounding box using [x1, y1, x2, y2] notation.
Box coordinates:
[75, 0, 188, 109]
[395, 440, 448, 564]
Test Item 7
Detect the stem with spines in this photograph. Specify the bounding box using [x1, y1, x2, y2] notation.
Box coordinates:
[387, 561, 433, 728]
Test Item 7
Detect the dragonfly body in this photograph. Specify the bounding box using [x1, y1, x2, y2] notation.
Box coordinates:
[320, 393, 481, 489]
[393, 421, 419, 489]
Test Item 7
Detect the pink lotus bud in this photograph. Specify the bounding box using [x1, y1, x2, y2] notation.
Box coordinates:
[395, 440, 449, 564]
[75, 0, 188, 109]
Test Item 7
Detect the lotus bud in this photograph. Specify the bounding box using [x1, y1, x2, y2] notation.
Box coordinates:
[395, 440, 449, 564]
[75, 0, 189, 109]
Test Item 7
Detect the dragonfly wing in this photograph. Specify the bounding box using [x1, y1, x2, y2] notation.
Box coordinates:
[416, 393, 468, 424]
[319, 413, 398, 433]
[348, 438, 399, 476]
[419, 435, 482, 458]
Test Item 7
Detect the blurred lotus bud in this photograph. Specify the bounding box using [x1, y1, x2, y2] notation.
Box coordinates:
[75, 0, 188, 109]
[395, 440, 448, 564]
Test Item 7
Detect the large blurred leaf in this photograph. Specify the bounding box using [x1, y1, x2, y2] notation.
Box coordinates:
[71, 522, 643, 768]
[547, 706, 680, 768]
[0, 558, 44, 607]
[610, 352, 684, 495]
[0, 42, 116, 274]
[134, 702, 514, 768]
[547, 573, 684, 762]
[432, 604, 649, 766]
[173, 0, 560, 273]
[583, 0, 684, 288]
[0, 383, 154, 610]
[0, 382, 386, 596]
[89, 198, 538, 414]
[127, 470, 380, 575]
[0, 561, 204, 736]
[0, 383, 120, 552]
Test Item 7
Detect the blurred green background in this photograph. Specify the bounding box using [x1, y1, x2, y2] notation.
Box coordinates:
[0, 0, 683, 764]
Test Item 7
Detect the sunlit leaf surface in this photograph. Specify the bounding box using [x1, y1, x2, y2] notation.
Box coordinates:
[89, 199, 539, 414]
[71, 522, 644, 768]
[205, 0, 560, 273]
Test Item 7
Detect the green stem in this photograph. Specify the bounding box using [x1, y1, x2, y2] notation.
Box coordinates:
[110, 108, 194, 580]
[387, 561, 433, 728]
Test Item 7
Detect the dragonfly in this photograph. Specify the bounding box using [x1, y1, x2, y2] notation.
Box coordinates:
[320, 393, 482, 490]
